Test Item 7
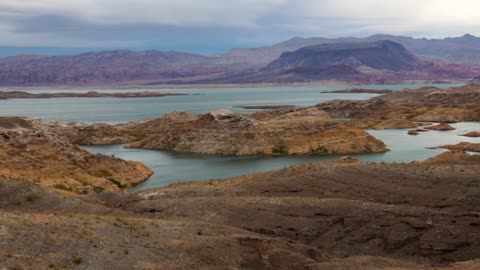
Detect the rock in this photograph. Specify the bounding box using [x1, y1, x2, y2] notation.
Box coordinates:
[372, 119, 417, 129]
[207, 109, 235, 119]
[433, 142, 480, 153]
[333, 156, 361, 164]
[408, 130, 419, 136]
[424, 150, 472, 164]
[462, 131, 480, 137]
[425, 123, 456, 131]
[66, 123, 133, 145]
[317, 84, 480, 125]
[0, 117, 152, 193]
[123, 109, 388, 156]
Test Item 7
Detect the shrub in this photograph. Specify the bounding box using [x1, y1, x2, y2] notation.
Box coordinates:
[93, 186, 104, 193]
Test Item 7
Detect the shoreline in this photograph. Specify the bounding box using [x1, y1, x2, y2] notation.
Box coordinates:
[0, 90, 189, 100]
[0, 79, 469, 91]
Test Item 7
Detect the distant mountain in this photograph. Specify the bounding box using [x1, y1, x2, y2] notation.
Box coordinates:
[266, 41, 418, 72]
[201, 41, 475, 84]
[1, 34, 479, 86]
[0, 50, 237, 86]
[218, 34, 480, 66]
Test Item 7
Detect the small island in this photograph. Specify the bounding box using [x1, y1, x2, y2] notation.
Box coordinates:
[0, 90, 188, 100]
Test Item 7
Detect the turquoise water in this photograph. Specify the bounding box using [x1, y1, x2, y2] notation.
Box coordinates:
[0, 83, 462, 124]
[84, 122, 480, 191]
[0, 83, 475, 190]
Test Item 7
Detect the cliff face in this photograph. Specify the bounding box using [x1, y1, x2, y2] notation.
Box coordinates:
[0, 117, 152, 193]
[121, 108, 387, 155]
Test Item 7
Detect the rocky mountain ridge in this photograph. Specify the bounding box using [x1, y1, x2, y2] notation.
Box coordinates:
[1, 35, 480, 86]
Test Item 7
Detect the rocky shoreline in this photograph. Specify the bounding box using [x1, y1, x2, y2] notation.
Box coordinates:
[0, 83, 479, 269]
[66, 108, 388, 156]
[0, 117, 152, 194]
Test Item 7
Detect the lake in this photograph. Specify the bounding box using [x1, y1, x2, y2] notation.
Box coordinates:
[0, 83, 462, 124]
[1, 83, 476, 190]
[84, 122, 480, 191]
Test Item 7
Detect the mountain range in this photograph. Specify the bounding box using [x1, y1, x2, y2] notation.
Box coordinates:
[1, 34, 480, 86]
[218, 34, 480, 66]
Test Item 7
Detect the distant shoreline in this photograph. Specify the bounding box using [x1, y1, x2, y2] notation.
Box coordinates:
[0, 79, 468, 91]
[0, 91, 188, 100]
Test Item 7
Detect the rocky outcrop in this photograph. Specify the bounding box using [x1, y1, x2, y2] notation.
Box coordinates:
[317, 84, 480, 127]
[423, 150, 474, 164]
[408, 130, 420, 135]
[0, 117, 152, 193]
[122, 108, 388, 155]
[425, 123, 456, 131]
[433, 142, 480, 153]
[67, 123, 135, 145]
[462, 131, 480, 137]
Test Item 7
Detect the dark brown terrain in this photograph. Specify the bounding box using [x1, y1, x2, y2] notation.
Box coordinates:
[1, 152, 480, 269]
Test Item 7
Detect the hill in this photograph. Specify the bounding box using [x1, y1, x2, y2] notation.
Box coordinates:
[219, 33, 480, 66]
[0, 50, 234, 86]
[204, 41, 474, 83]
[1, 35, 479, 86]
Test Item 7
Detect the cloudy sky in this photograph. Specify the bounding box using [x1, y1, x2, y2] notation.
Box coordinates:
[1, 0, 480, 56]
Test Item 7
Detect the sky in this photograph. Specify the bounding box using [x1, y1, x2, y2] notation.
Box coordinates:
[1, 0, 480, 56]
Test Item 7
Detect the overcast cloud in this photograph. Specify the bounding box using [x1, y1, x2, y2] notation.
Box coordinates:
[1, 0, 480, 55]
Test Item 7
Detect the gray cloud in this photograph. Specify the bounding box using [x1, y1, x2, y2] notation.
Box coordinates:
[0, 0, 479, 54]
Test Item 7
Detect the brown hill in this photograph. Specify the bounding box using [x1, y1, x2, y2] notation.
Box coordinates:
[68, 108, 388, 156]
[0, 117, 152, 193]
[1, 152, 480, 269]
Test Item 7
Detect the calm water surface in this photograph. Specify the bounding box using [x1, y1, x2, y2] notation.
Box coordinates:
[0, 83, 462, 124]
[0, 83, 475, 190]
[84, 122, 480, 191]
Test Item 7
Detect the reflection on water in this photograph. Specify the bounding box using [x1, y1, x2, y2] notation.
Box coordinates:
[84, 122, 480, 191]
